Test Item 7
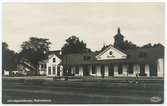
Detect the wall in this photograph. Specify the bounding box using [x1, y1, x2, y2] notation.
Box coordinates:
[114, 65, 119, 76]
[122, 64, 128, 77]
[46, 54, 62, 77]
[145, 64, 150, 77]
[157, 58, 164, 77]
[4, 70, 9, 76]
[96, 65, 101, 76]
[79, 66, 83, 76]
[104, 65, 109, 76]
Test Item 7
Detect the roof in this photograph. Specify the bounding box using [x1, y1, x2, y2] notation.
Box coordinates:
[45, 50, 62, 59]
[62, 52, 96, 65]
[96, 45, 127, 58]
[18, 61, 36, 71]
[62, 46, 164, 65]
[38, 50, 62, 64]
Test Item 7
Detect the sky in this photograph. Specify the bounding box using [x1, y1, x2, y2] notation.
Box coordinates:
[3, 3, 164, 52]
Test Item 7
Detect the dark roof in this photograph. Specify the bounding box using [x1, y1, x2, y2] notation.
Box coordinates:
[19, 61, 36, 71]
[45, 50, 62, 59]
[62, 52, 96, 65]
[62, 46, 164, 65]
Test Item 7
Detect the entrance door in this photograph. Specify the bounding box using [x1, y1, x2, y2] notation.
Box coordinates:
[139, 64, 146, 76]
[150, 64, 157, 76]
[109, 64, 114, 76]
[57, 66, 60, 76]
[83, 65, 89, 76]
[101, 65, 105, 77]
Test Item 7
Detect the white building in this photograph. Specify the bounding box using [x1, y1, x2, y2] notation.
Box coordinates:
[62, 45, 164, 78]
[38, 51, 63, 77]
[61, 28, 164, 78]
[39, 28, 164, 78]
[3, 70, 10, 76]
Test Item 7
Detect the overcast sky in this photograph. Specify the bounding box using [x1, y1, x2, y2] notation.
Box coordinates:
[3, 3, 164, 52]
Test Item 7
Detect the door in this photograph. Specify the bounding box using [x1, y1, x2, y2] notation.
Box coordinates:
[57, 66, 60, 76]
[150, 63, 157, 76]
[109, 64, 114, 76]
[83, 65, 89, 76]
[139, 64, 145, 76]
[101, 65, 105, 78]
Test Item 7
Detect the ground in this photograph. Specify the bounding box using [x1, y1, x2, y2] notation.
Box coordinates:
[2, 77, 164, 104]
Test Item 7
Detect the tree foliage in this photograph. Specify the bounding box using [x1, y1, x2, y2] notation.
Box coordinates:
[141, 43, 163, 48]
[20, 37, 51, 68]
[2, 42, 17, 72]
[61, 36, 91, 55]
[123, 40, 138, 49]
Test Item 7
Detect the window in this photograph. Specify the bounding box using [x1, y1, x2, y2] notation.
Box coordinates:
[140, 64, 145, 76]
[48, 67, 51, 75]
[44, 64, 46, 68]
[57, 66, 60, 70]
[149, 64, 157, 76]
[109, 51, 113, 55]
[107, 51, 115, 58]
[84, 56, 91, 61]
[41, 64, 43, 68]
[128, 64, 133, 74]
[118, 64, 122, 74]
[53, 66, 56, 74]
[92, 65, 96, 74]
[139, 52, 147, 58]
[76, 66, 79, 74]
[53, 58, 56, 62]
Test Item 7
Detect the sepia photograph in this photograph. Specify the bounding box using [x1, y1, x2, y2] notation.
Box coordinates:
[2, 2, 164, 104]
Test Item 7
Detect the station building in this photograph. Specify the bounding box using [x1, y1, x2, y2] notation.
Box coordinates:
[62, 28, 164, 78]
[39, 28, 164, 78]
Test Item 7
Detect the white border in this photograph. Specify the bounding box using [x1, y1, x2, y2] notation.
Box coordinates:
[0, 0, 166, 106]
[1, 0, 166, 3]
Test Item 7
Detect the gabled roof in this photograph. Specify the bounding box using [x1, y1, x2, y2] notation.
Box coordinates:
[45, 50, 62, 59]
[39, 50, 62, 64]
[96, 44, 127, 59]
[19, 61, 36, 71]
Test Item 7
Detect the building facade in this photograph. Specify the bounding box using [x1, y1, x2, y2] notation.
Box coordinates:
[62, 28, 164, 78]
[62, 45, 164, 78]
[39, 28, 164, 78]
[38, 51, 63, 77]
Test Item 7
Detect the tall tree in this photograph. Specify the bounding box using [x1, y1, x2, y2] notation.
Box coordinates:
[2, 42, 17, 74]
[123, 40, 138, 49]
[20, 37, 51, 69]
[61, 36, 91, 55]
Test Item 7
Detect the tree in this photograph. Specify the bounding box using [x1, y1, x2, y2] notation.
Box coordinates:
[20, 37, 51, 69]
[2, 42, 17, 74]
[123, 40, 138, 49]
[95, 44, 110, 54]
[153, 43, 164, 47]
[141, 43, 152, 48]
[61, 36, 91, 55]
